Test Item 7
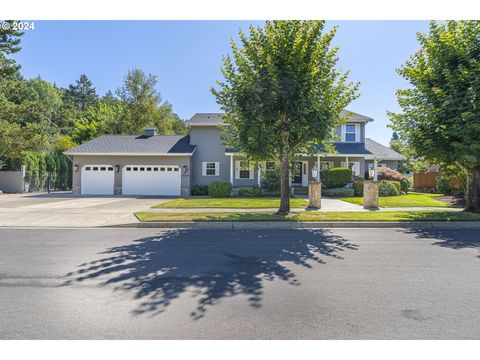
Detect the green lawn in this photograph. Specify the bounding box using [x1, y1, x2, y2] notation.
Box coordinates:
[340, 192, 450, 208]
[135, 210, 480, 222]
[153, 197, 309, 209]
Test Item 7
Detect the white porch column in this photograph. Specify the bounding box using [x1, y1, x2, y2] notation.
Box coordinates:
[317, 154, 321, 181]
[230, 155, 234, 184]
[257, 164, 261, 186]
[373, 158, 378, 181]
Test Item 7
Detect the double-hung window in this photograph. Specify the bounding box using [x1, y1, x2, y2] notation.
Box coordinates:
[202, 162, 219, 176]
[344, 124, 358, 142]
[235, 160, 254, 179]
[265, 161, 277, 172]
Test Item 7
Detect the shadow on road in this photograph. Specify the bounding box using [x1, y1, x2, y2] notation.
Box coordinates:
[61, 229, 357, 319]
[400, 228, 480, 257]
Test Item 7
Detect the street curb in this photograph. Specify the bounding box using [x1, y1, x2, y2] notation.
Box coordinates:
[114, 221, 480, 229]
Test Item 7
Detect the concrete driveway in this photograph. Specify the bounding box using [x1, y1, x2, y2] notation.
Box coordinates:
[0, 192, 171, 227]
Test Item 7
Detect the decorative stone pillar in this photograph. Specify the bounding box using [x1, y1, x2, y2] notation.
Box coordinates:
[363, 180, 379, 209]
[308, 180, 321, 209]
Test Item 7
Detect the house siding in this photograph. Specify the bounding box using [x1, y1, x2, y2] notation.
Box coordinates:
[189, 126, 231, 186]
[72, 155, 191, 196]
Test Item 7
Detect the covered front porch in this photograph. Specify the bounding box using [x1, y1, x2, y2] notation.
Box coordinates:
[225, 153, 382, 190]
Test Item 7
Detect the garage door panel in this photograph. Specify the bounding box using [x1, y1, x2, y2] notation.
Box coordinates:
[81, 165, 115, 195]
[122, 165, 181, 196]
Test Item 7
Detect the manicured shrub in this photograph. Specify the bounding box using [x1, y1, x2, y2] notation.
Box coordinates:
[353, 179, 364, 196]
[322, 187, 355, 197]
[400, 178, 411, 193]
[261, 168, 281, 193]
[390, 180, 401, 193]
[239, 186, 262, 197]
[377, 167, 405, 181]
[320, 167, 352, 188]
[191, 184, 209, 196]
[379, 180, 400, 197]
[208, 181, 232, 198]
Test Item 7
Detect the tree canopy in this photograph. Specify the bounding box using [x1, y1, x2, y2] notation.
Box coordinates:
[389, 20, 480, 211]
[213, 20, 359, 213]
[0, 29, 187, 189]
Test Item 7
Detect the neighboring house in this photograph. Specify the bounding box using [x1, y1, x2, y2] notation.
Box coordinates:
[65, 111, 405, 196]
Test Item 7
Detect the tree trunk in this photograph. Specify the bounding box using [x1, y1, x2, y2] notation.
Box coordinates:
[464, 167, 480, 213]
[277, 155, 290, 215]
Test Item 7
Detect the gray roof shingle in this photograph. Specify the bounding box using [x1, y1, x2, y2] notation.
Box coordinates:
[65, 135, 196, 155]
[227, 138, 405, 160]
[365, 138, 405, 160]
[187, 110, 373, 126]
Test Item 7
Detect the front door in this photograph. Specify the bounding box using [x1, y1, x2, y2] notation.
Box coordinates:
[292, 162, 302, 185]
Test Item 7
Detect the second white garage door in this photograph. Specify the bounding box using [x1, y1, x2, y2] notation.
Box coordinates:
[122, 165, 181, 196]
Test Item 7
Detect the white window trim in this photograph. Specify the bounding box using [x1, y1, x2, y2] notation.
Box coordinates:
[341, 161, 361, 176]
[235, 160, 254, 180]
[342, 123, 360, 142]
[202, 161, 219, 176]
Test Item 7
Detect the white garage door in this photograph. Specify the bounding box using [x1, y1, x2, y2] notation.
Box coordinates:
[81, 165, 115, 195]
[122, 165, 181, 196]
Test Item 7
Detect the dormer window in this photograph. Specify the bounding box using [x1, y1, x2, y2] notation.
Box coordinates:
[343, 124, 359, 142]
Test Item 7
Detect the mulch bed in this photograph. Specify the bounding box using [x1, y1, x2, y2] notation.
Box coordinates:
[433, 195, 465, 208]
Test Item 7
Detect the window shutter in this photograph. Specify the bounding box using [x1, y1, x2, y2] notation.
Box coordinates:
[249, 163, 254, 179]
[235, 161, 240, 179]
[202, 162, 206, 176]
[356, 124, 360, 142]
[215, 162, 220, 176]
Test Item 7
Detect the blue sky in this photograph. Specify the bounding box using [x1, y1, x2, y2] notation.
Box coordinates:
[13, 20, 429, 145]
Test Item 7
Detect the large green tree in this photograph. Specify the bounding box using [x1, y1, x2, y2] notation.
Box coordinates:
[0, 20, 23, 78]
[212, 21, 359, 213]
[389, 21, 480, 212]
[115, 68, 187, 135]
[64, 74, 99, 112]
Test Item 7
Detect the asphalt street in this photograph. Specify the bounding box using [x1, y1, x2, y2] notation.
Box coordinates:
[0, 227, 479, 339]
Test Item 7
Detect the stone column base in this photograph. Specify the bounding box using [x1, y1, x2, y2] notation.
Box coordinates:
[363, 181, 379, 209]
[308, 180, 321, 209]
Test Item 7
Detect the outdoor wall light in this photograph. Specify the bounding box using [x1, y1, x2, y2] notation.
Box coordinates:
[368, 168, 375, 179]
[311, 167, 318, 179]
[182, 165, 188, 175]
[74, 165, 79, 172]
[115, 165, 120, 173]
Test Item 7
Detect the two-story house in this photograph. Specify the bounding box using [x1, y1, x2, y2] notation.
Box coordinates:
[65, 111, 404, 196]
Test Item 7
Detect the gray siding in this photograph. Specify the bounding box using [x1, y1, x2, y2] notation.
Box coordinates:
[72, 155, 191, 196]
[189, 126, 231, 185]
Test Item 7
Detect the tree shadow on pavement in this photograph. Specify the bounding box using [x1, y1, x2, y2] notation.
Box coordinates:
[401, 227, 480, 257]
[61, 229, 358, 319]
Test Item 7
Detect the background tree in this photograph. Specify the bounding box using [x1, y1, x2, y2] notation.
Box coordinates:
[389, 21, 480, 212]
[389, 131, 429, 174]
[0, 20, 23, 78]
[115, 68, 187, 135]
[212, 20, 359, 213]
[64, 74, 99, 112]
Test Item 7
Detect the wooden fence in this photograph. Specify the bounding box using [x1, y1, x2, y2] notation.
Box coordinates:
[413, 172, 439, 189]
